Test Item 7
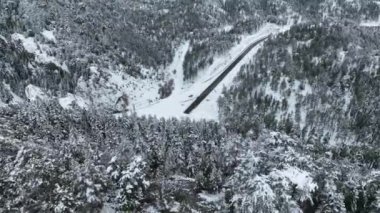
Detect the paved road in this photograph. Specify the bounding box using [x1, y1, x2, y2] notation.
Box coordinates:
[184, 36, 269, 114]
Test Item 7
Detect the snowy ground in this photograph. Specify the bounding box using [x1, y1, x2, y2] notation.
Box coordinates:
[11, 33, 68, 71]
[360, 17, 380, 27]
[134, 23, 291, 121]
[6, 23, 292, 122]
[360, 4, 380, 28]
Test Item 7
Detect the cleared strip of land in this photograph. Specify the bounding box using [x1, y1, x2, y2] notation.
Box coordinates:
[184, 36, 268, 114]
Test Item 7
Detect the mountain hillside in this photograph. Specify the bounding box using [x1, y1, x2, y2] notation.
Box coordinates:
[0, 0, 379, 212]
[220, 23, 380, 145]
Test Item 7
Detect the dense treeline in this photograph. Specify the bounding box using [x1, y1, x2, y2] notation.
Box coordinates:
[0, 102, 379, 212]
[0, 0, 233, 101]
[0, 102, 235, 212]
[220, 23, 380, 145]
[1, 0, 380, 212]
[1, 0, 379, 103]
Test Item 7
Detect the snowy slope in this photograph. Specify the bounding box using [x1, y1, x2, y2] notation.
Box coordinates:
[4, 23, 292, 122]
[59, 41, 189, 112]
[361, 17, 380, 27]
[360, 2, 380, 27]
[135, 23, 291, 121]
[11, 33, 68, 71]
[25, 84, 48, 101]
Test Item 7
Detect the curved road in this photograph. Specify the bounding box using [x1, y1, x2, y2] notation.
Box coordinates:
[184, 36, 269, 114]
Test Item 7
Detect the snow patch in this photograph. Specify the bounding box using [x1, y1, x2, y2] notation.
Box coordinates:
[59, 93, 90, 109]
[11, 33, 68, 71]
[337, 49, 346, 63]
[12, 33, 38, 53]
[145, 206, 160, 213]
[41, 29, 56, 42]
[170, 202, 181, 212]
[294, 80, 312, 97]
[342, 91, 351, 111]
[170, 175, 196, 182]
[0, 101, 6, 108]
[80, 65, 162, 112]
[54, 202, 67, 212]
[233, 175, 276, 211]
[219, 24, 233, 33]
[100, 204, 116, 213]
[25, 84, 47, 101]
[198, 191, 224, 203]
[0, 34, 7, 43]
[360, 14, 380, 27]
[271, 166, 317, 195]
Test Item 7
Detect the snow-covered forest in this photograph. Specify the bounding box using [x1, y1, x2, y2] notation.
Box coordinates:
[0, 0, 379, 212]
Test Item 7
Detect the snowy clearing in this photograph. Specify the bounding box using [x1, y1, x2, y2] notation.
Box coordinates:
[11, 33, 68, 71]
[25, 84, 48, 102]
[361, 20, 380, 27]
[271, 166, 317, 199]
[41, 29, 57, 43]
[134, 23, 291, 121]
[360, 14, 380, 27]
[198, 191, 224, 203]
[59, 93, 90, 110]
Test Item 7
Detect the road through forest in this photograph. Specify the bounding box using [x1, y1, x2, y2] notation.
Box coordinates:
[184, 36, 269, 114]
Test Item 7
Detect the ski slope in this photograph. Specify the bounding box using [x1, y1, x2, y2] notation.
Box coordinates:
[134, 23, 290, 121]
